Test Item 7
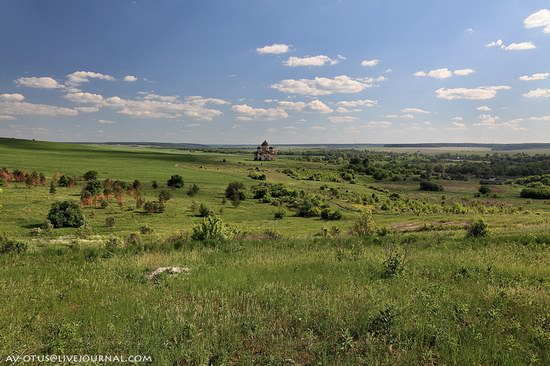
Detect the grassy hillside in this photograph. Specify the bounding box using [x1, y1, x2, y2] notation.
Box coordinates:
[0, 138, 548, 365]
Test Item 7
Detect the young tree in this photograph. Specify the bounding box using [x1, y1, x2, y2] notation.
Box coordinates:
[47, 200, 85, 228]
[49, 181, 57, 195]
[151, 180, 159, 189]
[187, 184, 200, 197]
[83, 170, 99, 181]
[167, 175, 184, 189]
[225, 182, 246, 205]
[158, 189, 172, 203]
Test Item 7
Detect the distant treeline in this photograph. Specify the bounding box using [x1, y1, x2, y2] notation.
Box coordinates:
[383, 143, 550, 151]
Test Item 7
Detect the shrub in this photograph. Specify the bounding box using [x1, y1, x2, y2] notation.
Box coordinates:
[132, 180, 141, 190]
[478, 185, 491, 195]
[351, 210, 378, 236]
[0, 235, 27, 254]
[140, 225, 153, 235]
[49, 182, 56, 194]
[158, 189, 172, 203]
[321, 208, 343, 221]
[105, 217, 116, 228]
[225, 182, 246, 201]
[125, 233, 143, 247]
[143, 201, 165, 214]
[248, 172, 266, 180]
[274, 209, 286, 220]
[191, 215, 230, 241]
[105, 236, 123, 250]
[167, 175, 184, 188]
[419, 181, 444, 191]
[198, 203, 213, 217]
[83, 179, 102, 196]
[467, 219, 489, 237]
[187, 184, 200, 197]
[296, 197, 323, 218]
[383, 247, 406, 278]
[520, 187, 550, 199]
[151, 180, 159, 189]
[83, 170, 98, 181]
[47, 201, 85, 228]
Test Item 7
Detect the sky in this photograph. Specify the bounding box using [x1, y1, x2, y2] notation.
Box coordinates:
[1, 0, 550, 144]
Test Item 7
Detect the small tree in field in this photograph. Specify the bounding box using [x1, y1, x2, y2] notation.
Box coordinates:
[167, 175, 184, 189]
[225, 182, 246, 207]
[187, 184, 200, 197]
[478, 185, 491, 195]
[467, 219, 489, 237]
[351, 209, 378, 236]
[49, 182, 57, 195]
[47, 200, 85, 228]
[83, 170, 98, 181]
[158, 189, 172, 203]
[151, 180, 159, 189]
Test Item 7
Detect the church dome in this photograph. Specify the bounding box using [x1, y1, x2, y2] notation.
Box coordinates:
[261, 140, 269, 147]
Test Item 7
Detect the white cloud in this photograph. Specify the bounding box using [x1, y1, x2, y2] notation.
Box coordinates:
[75, 106, 100, 113]
[0, 115, 16, 121]
[415, 68, 474, 79]
[123, 75, 138, 82]
[519, 73, 549, 81]
[402, 108, 430, 114]
[283, 55, 338, 67]
[15, 77, 62, 89]
[385, 113, 414, 119]
[474, 114, 500, 128]
[486, 39, 536, 51]
[284, 125, 298, 130]
[66, 71, 115, 87]
[365, 121, 391, 129]
[142, 93, 179, 102]
[98, 119, 116, 124]
[449, 120, 467, 130]
[0, 101, 78, 116]
[232, 104, 288, 120]
[530, 115, 550, 121]
[361, 59, 380, 67]
[64, 92, 104, 104]
[477, 106, 491, 111]
[336, 99, 378, 108]
[524, 9, 550, 34]
[329, 116, 358, 124]
[271, 75, 380, 96]
[465, 28, 474, 34]
[256, 43, 291, 54]
[524, 88, 550, 98]
[309, 126, 327, 131]
[0, 93, 25, 102]
[277, 100, 333, 113]
[435, 86, 511, 100]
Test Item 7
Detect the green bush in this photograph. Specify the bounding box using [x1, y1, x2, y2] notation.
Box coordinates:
[274, 209, 286, 220]
[225, 182, 246, 201]
[83, 170, 98, 181]
[320, 208, 343, 220]
[198, 203, 213, 217]
[143, 201, 165, 214]
[467, 219, 489, 237]
[419, 181, 444, 191]
[158, 189, 172, 203]
[191, 215, 230, 241]
[520, 187, 550, 199]
[47, 201, 85, 228]
[187, 184, 200, 197]
[0, 235, 27, 254]
[478, 185, 491, 195]
[167, 175, 184, 188]
[351, 210, 378, 236]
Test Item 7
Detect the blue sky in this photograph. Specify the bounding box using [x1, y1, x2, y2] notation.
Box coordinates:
[1, 0, 550, 144]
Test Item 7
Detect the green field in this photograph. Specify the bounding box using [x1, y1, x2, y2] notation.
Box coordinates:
[0, 138, 548, 365]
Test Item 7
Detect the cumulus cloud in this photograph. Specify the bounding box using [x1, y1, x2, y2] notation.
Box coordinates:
[519, 73, 549, 81]
[402, 108, 430, 114]
[0, 115, 16, 121]
[64, 92, 104, 104]
[361, 59, 380, 67]
[329, 116, 358, 124]
[277, 100, 333, 113]
[0, 93, 25, 102]
[524, 9, 550, 34]
[486, 39, 536, 51]
[271, 75, 381, 96]
[75, 106, 100, 113]
[98, 119, 116, 124]
[123, 75, 138, 82]
[15, 76, 62, 89]
[449, 120, 467, 130]
[477, 106, 491, 111]
[530, 115, 550, 121]
[385, 113, 414, 119]
[435, 86, 511, 100]
[414, 68, 474, 79]
[283, 55, 338, 67]
[474, 114, 500, 128]
[336, 99, 378, 108]
[524, 88, 550, 98]
[256, 43, 291, 54]
[309, 126, 328, 131]
[231, 104, 288, 120]
[0, 101, 78, 116]
[364, 121, 391, 128]
[66, 71, 115, 88]
[141, 93, 180, 103]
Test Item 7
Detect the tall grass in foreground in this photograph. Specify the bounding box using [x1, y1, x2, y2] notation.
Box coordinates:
[0, 232, 548, 365]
